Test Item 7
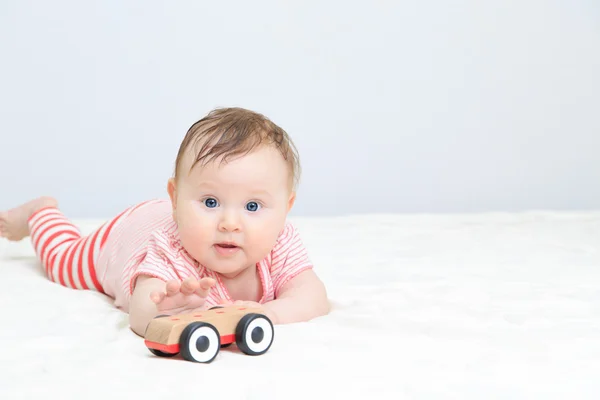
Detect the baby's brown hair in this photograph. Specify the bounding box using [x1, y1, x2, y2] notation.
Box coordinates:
[174, 107, 301, 190]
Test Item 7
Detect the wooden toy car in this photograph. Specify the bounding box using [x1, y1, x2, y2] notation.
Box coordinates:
[143, 305, 274, 363]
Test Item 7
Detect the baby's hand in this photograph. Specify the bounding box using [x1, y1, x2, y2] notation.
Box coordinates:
[221, 300, 277, 323]
[228, 300, 263, 308]
[150, 277, 216, 315]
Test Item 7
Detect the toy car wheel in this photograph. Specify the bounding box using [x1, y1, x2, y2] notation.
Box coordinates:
[179, 322, 221, 363]
[235, 313, 274, 356]
[149, 348, 178, 358]
[146, 315, 179, 357]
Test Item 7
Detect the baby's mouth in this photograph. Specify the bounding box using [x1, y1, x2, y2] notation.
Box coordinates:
[214, 242, 241, 256]
[216, 242, 238, 248]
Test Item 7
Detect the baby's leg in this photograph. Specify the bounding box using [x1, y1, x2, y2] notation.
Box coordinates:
[1, 197, 119, 292]
[0, 196, 58, 241]
[27, 207, 109, 291]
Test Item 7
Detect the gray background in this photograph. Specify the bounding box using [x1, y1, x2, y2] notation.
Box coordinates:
[1, 0, 598, 218]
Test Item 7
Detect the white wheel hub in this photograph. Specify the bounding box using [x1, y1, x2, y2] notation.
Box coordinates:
[186, 325, 219, 363]
[244, 317, 273, 353]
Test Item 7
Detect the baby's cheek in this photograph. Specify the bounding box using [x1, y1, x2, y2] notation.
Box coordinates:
[179, 204, 213, 230]
[178, 222, 210, 254]
[249, 227, 281, 255]
[181, 223, 208, 243]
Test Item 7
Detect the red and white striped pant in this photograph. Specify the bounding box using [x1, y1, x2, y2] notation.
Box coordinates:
[27, 206, 127, 292]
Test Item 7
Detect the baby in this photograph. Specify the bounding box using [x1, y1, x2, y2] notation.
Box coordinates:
[0, 107, 330, 336]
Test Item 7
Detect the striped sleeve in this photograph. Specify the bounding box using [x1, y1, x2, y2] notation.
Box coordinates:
[128, 230, 182, 294]
[270, 222, 314, 297]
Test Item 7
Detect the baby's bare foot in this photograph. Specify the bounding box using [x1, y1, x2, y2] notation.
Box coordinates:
[0, 196, 58, 241]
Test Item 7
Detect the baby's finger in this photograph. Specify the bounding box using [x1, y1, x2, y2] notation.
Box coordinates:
[180, 278, 199, 295]
[195, 277, 216, 297]
[150, 291, 165, 304]
[165, 280, 181, 296]
[199, 277, 216, 289]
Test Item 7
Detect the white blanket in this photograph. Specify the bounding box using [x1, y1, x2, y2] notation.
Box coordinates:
[1, 212, 599, 399]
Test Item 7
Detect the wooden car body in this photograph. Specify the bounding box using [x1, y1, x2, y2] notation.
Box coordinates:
[144, 306, 274, 362]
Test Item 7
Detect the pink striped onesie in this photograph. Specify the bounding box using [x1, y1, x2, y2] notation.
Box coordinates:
[27, 199, 314, 313]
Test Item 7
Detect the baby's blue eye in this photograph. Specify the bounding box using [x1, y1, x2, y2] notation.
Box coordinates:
[204, 198, 218, 208]
[246, 202, 260, 212]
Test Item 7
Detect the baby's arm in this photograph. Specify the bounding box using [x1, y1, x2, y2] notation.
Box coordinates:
[263, 270, 330, 324]
[129, 276, 167, 336]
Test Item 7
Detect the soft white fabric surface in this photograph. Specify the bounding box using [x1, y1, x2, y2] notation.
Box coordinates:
[0, 212, 599, 399]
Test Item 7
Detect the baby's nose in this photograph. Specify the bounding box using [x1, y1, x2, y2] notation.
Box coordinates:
[218, 211, 241, 232]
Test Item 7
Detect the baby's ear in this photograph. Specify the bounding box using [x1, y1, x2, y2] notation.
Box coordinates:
[167, 178, 177, 218]
[287, 191, 296, 212]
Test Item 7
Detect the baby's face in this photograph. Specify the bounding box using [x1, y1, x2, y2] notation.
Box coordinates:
[169, 144, 295, 278]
